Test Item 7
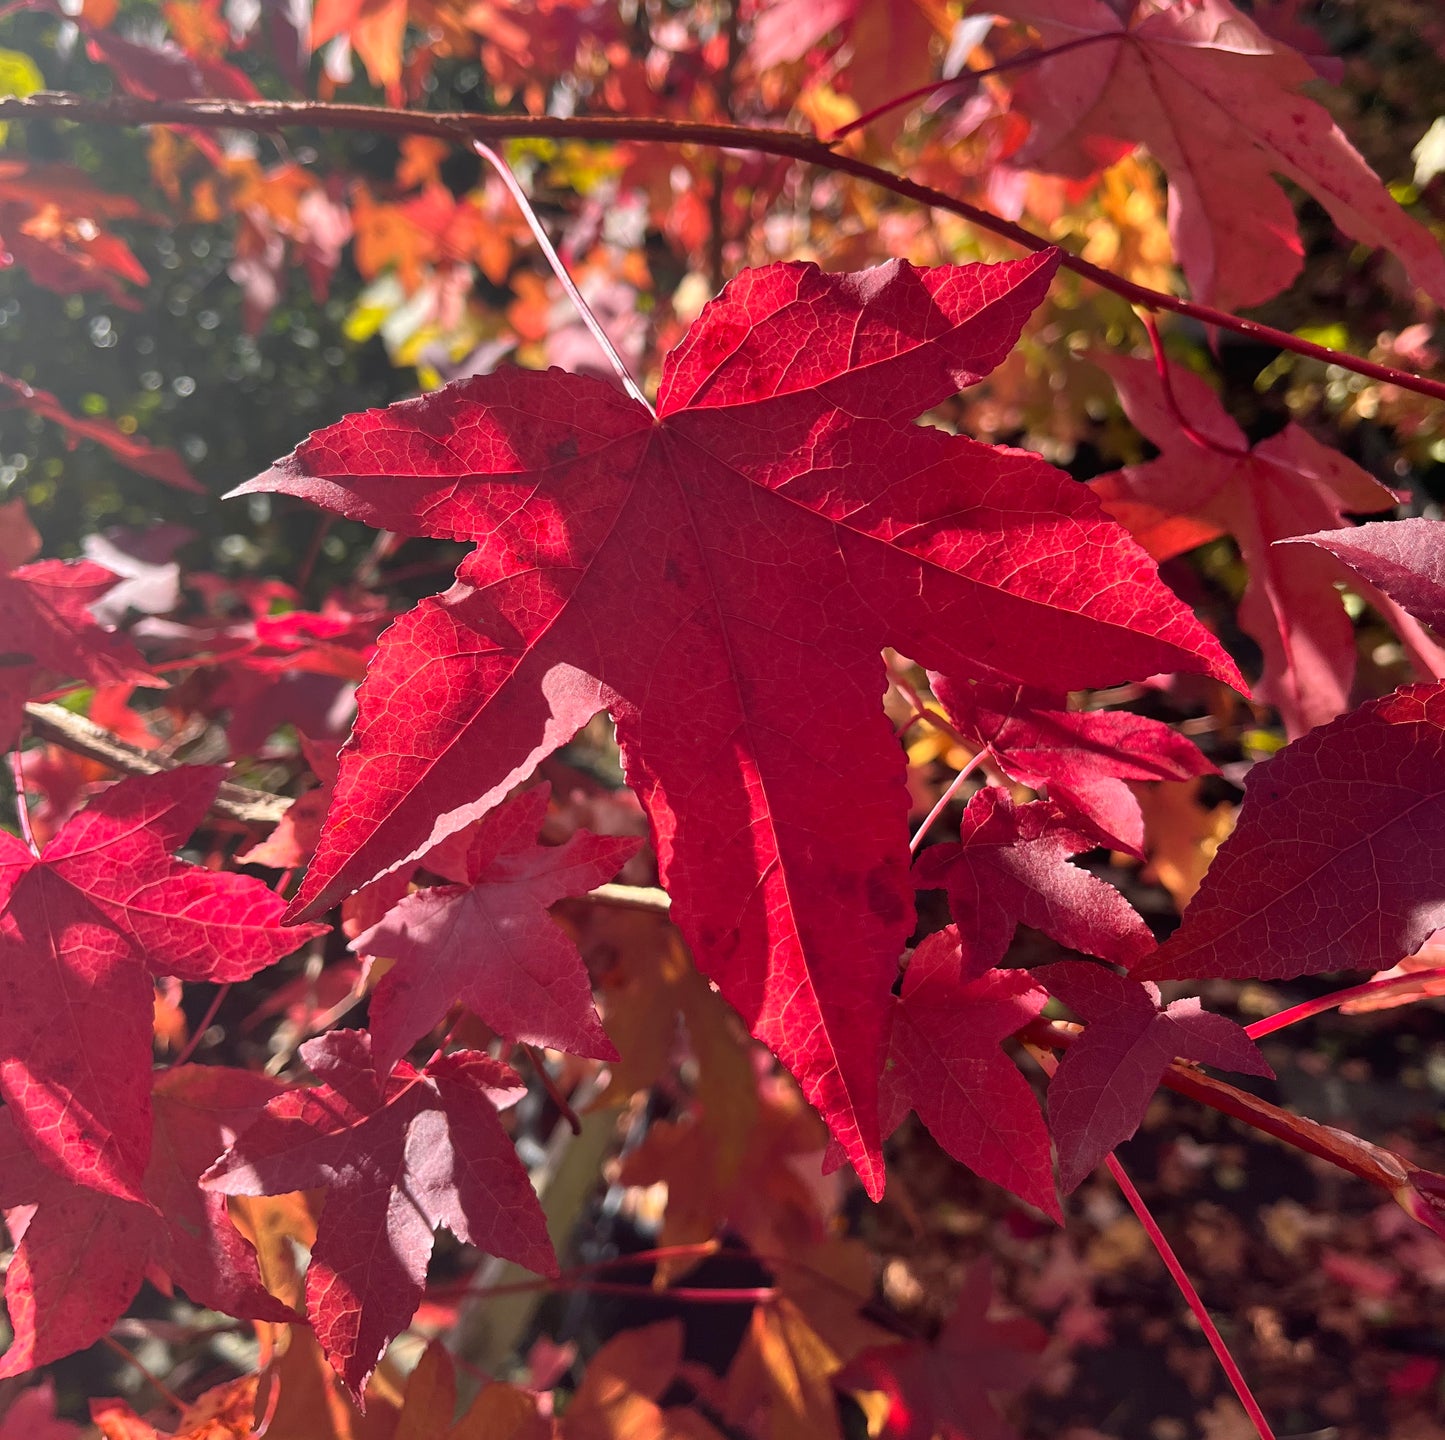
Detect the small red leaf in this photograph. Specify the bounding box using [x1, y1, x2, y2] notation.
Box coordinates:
[1042, 960, 1271, 1191]
[914, 789, 1155, 977]
[885, 928, 1059, 1219]
[354, 784, 636, 1071]
[202, 1029, 557, 1399]
[0, 1067, 294, 1377]
[0, 767, 325, 1201]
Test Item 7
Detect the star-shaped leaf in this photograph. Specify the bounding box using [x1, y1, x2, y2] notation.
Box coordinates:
[0, 766, 326, 1202]
[913, 789, 1155, 978]
[884, 927, 1058, 1219]
[930, 672, 1214, 856]
[1089, 351, 1407, 737]
[1041, 960, 1271, 1191]
[0, 1066, 295, 1377]
[352, 784, 639, 1072]
[991, 0, 1445, 310]
[238, 253, 1239, 1197]
[836, 1259, 1047, 1440]
[203, 1029, 556, 1399]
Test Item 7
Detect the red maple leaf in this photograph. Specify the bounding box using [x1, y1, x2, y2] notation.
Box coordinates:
[1088, 351, 1421, 738]
[930, 672, 1214, 856]
[0, 374, 201, 493]
[0, 553, 156, 752]
[202, 1028, 557, 1398]
[0, 766, 326, 1202]
[1041, 960, 1271, 1191]
[0, 1066, 295, 1377]
[1140, 681, 1445, 984]
[990, 0, 1445, 311]
[883, 927, 1058, 1219]
[913, 789, 1155, 977]
[1284, 518, 1445, 633]
[237, 253, 1239, 1197]
[836, 1259, 1047, 1440]
[0, 161, 158, 306]
[352, 784, 639, 1073]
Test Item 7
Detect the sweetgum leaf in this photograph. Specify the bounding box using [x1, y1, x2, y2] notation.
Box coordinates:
[352, 784, 638, 1072]
[1090, 351, 1401, 738]
[1283, 519, 1445, 633]
[836, 1259, 1046, 1440]
[930, 672, 1214, 856]
[0, 766, 325, 1202]
[913, 789, 1155, 977]
[238, 253, 1239, 1196]
[1139, 682, 1445, 983]
[0, 1067, 294, 1377]
[203, 1029, 556, 1399]
[1041, 961, 1270, 1192]
[884, 928, 1059, 1219]
[992, 0, 1445, 311]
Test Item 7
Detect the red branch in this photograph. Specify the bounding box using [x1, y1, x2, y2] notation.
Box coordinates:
[2, 93, 1443, 404]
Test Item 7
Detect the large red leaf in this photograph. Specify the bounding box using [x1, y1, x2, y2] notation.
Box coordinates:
[1139, 682, 1445, 983]
[0, 767, 326, 1203]
[238, 253, 1239, 1196]
[991, 0, 1445, 311]
[1040, 961, 1270, 1192]
[202, 1029, 557, 1398]
[883, 928, 1059, 1219]
[930, 672, 1214, 856]
[913, 789, 1155, 978]
[1089, 351, 1421, 738]
[0, 1067, 295, 1377]
[352, 784, 638, 1071]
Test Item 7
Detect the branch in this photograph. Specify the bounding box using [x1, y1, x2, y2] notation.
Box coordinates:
[3, 92, 1443, 404]
[23, 700, 289, 824]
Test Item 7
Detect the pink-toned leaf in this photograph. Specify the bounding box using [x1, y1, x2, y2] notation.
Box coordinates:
[0, 767, 326, 1202]
[1042, 960, 1270, 1192]
[1139, 681, 1445, 984]
[238, 254, 1240, 1198]
[1282, 518, 1445, 633]
[0, 1067, 294, 1377]
[1090, 351, 1400, 738]
[203, 1029, 556, 1399]
[353, 784, 637, 1072]
[913, 789, 1155, 978]
[885, 928, 1058, 1219]
[992, 0, 1445, 310]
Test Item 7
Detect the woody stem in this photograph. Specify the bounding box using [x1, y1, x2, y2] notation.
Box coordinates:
[3, 93, 1443, 403]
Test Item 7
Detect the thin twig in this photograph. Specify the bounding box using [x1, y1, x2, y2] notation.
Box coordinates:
[1245, 967, 1445, 1038]
[10, 745, 37, 856]
[3, 94, 1443, 403]
[909, 746, 990, 854]
[1104, 1154, 1277, 1440]
[523, 1043, 583, 1135]
[102, 1335, 186, 1411]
